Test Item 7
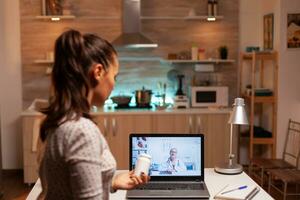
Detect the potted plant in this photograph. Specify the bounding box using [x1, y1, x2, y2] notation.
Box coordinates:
[218, 45, 228, 59]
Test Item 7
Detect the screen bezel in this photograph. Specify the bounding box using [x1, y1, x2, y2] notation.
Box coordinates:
[129, 133, 204, 182]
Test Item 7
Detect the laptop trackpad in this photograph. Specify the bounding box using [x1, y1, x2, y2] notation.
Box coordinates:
[149, 190, 172, 195]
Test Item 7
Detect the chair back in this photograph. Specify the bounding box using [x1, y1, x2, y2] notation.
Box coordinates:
[283, 119, 300, 168]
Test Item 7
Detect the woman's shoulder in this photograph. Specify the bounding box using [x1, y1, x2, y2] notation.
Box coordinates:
[58, 117, 101, 142]
[60, 116, 97, 129]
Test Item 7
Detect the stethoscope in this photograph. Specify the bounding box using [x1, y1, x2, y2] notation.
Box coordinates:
[167, 158, 180, 171]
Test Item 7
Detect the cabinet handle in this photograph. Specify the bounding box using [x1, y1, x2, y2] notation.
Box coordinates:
[103, 118, 108, 137]
[189, 116, 193, 134]
[197, 116, 202, 133]
[112, 118, 117, 136]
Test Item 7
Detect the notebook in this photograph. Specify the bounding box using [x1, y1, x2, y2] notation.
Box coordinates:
[126, 133, 210, 199]
[214, 184, 260, 200]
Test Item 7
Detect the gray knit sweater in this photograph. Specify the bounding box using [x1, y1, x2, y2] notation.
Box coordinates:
[39, 117, 116, 200]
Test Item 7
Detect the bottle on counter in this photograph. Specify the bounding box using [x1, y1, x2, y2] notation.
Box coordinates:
[191, 44, 199, 60]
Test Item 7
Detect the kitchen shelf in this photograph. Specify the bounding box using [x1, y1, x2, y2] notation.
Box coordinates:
[75, 16, 120, 20]
[34, 58, 234, 64]
[253, 138, 275, 145]
[119, 56, 163, 62]
[140, 16, 183, 20]
[140, 15, 224, 20]
[34, 59, 53, 64]
[240, 134, 274, 145]
[184, 15, 224, 20]
[24, 16, 120, 20]
[239, 51, 278, 160]
[163, 59, 235, 64]
[35, 15, 75, 20]
[242, 94, 275, 104]
[242, 51, 277, 61]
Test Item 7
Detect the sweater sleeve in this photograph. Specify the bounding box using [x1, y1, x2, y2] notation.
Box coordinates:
[65, 124, 104, 200]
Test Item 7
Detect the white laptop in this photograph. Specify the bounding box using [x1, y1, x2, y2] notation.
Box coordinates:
[126, 134, 210, 199]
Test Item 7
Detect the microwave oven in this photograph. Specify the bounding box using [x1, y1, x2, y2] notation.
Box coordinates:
[190, 86, 228, 107]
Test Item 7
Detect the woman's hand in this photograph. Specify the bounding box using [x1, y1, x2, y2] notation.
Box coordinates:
[112, 170, 150, 190]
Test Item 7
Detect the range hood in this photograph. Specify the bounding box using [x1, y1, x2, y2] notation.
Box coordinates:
[112, 0, 158, 49]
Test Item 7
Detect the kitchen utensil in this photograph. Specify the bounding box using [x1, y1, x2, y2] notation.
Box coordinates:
[135, 87, 152, 107]
[175, 75, 185, 96]
[173, 75, 189, 109]
[163, 83, 167, 104]
[111, 95, 132, 107]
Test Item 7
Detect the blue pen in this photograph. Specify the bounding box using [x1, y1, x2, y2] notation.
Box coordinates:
[221, 185, 248, 195]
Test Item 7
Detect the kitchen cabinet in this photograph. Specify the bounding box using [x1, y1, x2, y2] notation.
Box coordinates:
[202, 114, 231, 167]
[22, 115, 44, 184]
[152, 114, 191, 133]
[132, 115, 153, 133]
[94, 114, 134, 169]
[93, 114, 153, 169]
[22, 110, 231, 183]
[152, 113, 231, 167]
[187, 113, 231, 167]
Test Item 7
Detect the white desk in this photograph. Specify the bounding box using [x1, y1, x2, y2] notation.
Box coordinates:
[27, 169, 273, 200]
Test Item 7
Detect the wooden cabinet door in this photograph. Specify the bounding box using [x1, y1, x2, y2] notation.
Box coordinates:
[196, 113, 231, 167]
[153, 114, 193, 134]
[94, 114, 134, 169]
[192, 114, 210, 166]
[193, 114, 207, 134]
[193, 113, 230, 167]
[22, 116, 44, 183]
[207, 114, 231, 166]
[153, 114, 175, 133]
[174, 114, 192, 134]
[109, 115, 134, 169]
[132, 114, 153, 133]
[94, 114, 110, 140]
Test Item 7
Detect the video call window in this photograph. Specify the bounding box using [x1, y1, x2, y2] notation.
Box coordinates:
[131, 137, 201, 176]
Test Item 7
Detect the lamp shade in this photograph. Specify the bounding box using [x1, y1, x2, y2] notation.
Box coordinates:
[228, 98, 248, 125]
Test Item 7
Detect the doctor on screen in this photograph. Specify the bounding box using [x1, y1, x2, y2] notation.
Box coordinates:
[161, 148, 186, 174]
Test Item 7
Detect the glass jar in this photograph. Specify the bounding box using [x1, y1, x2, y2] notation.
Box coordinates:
[198, 48, 206, 60]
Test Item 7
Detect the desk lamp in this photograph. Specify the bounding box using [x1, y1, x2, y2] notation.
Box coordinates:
[215, 98, 248, 174]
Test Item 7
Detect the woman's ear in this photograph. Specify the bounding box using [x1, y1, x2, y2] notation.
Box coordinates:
[93, 63, 105, 80]
[90, 63, 105, 87]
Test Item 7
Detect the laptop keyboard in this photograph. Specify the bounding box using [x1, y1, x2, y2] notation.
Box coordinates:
[136, 183, 204, 190]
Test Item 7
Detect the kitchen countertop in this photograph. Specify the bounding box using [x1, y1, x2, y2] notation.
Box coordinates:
[21, 107, 231, 116]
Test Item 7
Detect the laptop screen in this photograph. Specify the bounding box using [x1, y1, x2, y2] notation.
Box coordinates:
[130, 134, 204, 180]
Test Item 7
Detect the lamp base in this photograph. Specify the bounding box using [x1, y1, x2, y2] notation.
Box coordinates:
[214, 162, 243, 175]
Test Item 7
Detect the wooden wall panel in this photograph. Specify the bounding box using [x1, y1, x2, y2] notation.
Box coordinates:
[20, 0, 239, 108]
[71, 0, 122, 17]
[140, 0, 239, 103]
[20, 0, 122, 108]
